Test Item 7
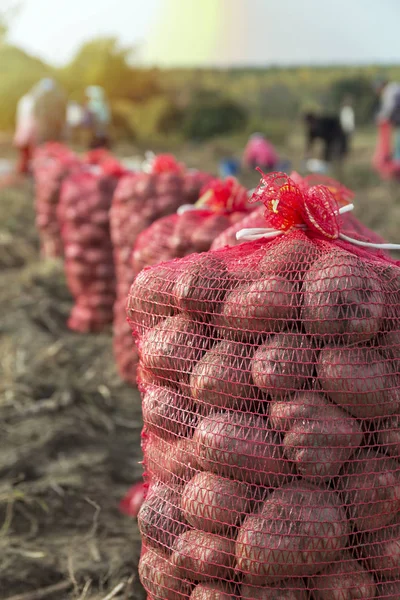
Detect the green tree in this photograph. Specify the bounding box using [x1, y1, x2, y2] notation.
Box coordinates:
[61, 37, 159, 102]
[329, 76, 376, 124]
[182, 93, 248, 141]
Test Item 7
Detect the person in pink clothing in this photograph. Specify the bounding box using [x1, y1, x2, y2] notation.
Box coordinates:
[243, 133, 279, 172]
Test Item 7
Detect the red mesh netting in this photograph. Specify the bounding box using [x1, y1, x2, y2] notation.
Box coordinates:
[32, 143, 81, 258]
[110, 166, 212, 385]
[58, 161, 125, 332]
[127, 172, 400, 599]
[211, 173, 387, 252]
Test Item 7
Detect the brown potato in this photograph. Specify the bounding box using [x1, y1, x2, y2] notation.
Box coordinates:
[376, 581, 400, 599]
[278, 393, 362, 481]
[172, 530, 235, 582]
[338, 450, 400, 532]
[190, 583, 235, 599]
[215, 276, 300, 342]
[193, 411, 292, 487]
[241, 579, 308, 599]
[138, 483, 188, 552]
[252, 333, 317, 398]
[376, 415, 400, 459]
[378, 330, 400, 376]
[146, 436, 200, 485]
[270, 391, 329, 431]
[302, 253, 384, 344]
[170, 212, 204, 257]
[140, 315, 211, 385]
[175, 254, 229, 318]
[236, 481, 349, 584]
[318, 346, 400, 419]
[363, 521, 400, 580]
[139, 547, 193, 600]
[190, 340, 256, 410]
[142, 386, 198, 440]
[259, 234, 319, 281]
[181, 472, 252, 533]
[126, 263, 179, 335]
[310, 554, 376, 599]
[377, 263, 400, 328]
[191, 215, 232, 254]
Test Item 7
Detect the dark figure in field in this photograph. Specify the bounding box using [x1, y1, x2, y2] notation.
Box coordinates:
[304, 113, 347, 162]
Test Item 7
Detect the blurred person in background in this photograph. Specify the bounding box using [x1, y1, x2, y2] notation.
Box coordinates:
[340, 96, 355, 155]
[243, 133, 279, 173]
[13, 89, 36, 174]
[32, 78, 67, 145]
[66, 101, 84, 143]
[304, 112, 347, 163]
[84, 86, 111, 150]
[375, 78, 400, 160]
[13, 78, 66, 174]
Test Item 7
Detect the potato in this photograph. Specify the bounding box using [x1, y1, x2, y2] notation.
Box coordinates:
[146, 436, 200, 485]
[302, 253, 384, 345]
[270, 391, 329, 431]
[170, 212, 204, 257]
[338, 450, 400, 532]
[280, 394, 362, 480]
[126, 263, 179, 335]
[377, 263, 400, 328]
[378, 330, 400, 375]
[190, 340, 256, 410]
[193, 411, 292, 487]
[181, 472, 252, 533]
[236, 481, 349, 584]
[191, 215, 231, 253]
[143, 386, 198, 440]
[310, 554, 376, 599]
[252, 333, 317, 398]
[172, 530, 235, 581]
[241, 579, 308, 599]
[318, 346, 400, 419]
[139, 314, 211, 385]
[190, 583, 235, 599]
[363, 521, 400, 580]
[216, 276, 300, 342]
[376, 416, 400, 459]
[376, 581, 400, 599]
[259, 234, 319, 281]
[138, 482, 188, 552]
[175, 254, 229, 318]
[139, 547, 193, 600]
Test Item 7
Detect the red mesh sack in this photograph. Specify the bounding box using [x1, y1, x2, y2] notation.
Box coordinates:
[127, 171, 400, 599]
[59, 160, 126, 332]
[33, 143, 81, 258]
[110, 161, 212, 384]
[211, 172, 387, 251]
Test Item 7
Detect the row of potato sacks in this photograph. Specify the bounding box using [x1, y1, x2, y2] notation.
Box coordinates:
[58, 153, 129, 332]
[110, 155, 216, 385]
[127, 172, 400, 599]
[32, 143, 81, 258]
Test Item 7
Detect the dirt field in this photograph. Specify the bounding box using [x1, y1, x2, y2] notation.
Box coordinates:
[0, 178, 145, 599]
[0, 132, 400, 599]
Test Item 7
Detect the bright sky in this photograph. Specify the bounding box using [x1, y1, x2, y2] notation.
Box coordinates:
[8, 0, 400, 67]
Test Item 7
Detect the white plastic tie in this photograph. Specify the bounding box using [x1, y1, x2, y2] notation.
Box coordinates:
[236, 203, 400, 250]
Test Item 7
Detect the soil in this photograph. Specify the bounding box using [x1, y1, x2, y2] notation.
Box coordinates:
[0, 179, 145, 599]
